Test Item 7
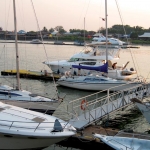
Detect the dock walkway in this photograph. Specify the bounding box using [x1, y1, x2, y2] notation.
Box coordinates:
[67, 83, 150, 130]
[1, 70, 61, 80]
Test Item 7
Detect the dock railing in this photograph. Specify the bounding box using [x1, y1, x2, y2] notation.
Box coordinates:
[67, 82, 150, 129]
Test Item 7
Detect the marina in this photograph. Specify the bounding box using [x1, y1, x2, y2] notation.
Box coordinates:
[0, 41, 150, 149]
[0, 0, 150, 149]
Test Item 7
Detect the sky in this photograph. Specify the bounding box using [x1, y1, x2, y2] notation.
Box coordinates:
[0, 0, 150, 32]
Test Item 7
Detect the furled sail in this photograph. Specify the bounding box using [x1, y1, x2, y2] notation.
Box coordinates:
[72, 62, 108, 73]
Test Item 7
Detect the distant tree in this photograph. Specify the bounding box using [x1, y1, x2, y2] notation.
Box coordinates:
[42, 26, 48, 32]
[130, 32, 138, 39]
[88, 31, 96, 36]
[49, 28, 54, 33]
[54, 26, 66, 34]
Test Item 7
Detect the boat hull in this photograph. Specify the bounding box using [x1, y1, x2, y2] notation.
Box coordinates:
[94, 133, 150, 150]
[0, 133, 68, 150]
[0, 100, 60, 115]
[57, 80, 139, 91]
[136, 102, 150, 124]
[49, 64, 135, 80]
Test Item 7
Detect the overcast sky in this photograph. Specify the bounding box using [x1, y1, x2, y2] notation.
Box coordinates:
[0, 0, 150, 32]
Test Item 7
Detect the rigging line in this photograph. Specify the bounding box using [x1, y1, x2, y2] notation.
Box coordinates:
[84, 0, 91, 18]
[30, 0, 59, 99]
[19, 0, 28, 75]
[115, 0, 139, 77]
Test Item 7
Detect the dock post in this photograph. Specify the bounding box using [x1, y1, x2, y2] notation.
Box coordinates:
[107, 89, 110, 124]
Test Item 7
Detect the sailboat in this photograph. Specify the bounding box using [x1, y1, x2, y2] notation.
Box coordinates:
[0, 2, 76, 149]
[0, 0, 62, 115]
[131, 98, 150, 124]
[56, 1, 140, 91]
[93, 132, 150, 150]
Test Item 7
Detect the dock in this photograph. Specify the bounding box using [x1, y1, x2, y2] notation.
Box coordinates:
[54, 82, 150, 149]
[1, 70, 61, 80]
[57, 126, 117, 150]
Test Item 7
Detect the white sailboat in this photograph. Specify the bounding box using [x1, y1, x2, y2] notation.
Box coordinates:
[131, 98, 150, 124]
[56, 0, 139, 91]
[94, 132, 150, 150]
[0, 102, 76, 149]
[0, 0, 62, 115]
[57, 74, 140, 91]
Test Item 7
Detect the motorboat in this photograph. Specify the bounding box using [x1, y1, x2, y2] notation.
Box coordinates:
[92, 33, 127, 46]
[54, 40, 64, 45]
[0, 102, 76, 149]
[131, 98, 150, 124]
[30, 39, 43, 44]
[57, 73, 140, 91]
[44, 44, 136, 80]
[0, 84, 62, 115]
[93, 132, 150, 150]
[74, 40, 85, 46]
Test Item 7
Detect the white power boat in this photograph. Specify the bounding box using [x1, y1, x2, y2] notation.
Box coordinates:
[0, 102, 76, 149]
[131, 98, 150, 124]
[94, 133, 150, 150]
[44, 45, 136, 80]
[30, 39, 42, 44]
[92, 33, 127, 46]
[0, 85, 62, 114]
[57, 74, 140, 91]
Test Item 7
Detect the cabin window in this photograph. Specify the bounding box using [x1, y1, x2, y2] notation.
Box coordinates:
[80, 62, 96, 65]
[68, 58, 79, 62]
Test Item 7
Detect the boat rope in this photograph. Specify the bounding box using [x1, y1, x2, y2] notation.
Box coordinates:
[30, 0, 60, 100]
[115, 0, 139, 78]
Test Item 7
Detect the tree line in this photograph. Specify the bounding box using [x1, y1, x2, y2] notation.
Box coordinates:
[30, 24, 150, 38]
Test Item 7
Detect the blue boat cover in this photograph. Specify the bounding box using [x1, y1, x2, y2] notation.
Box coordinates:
[72, 62, 108, 73]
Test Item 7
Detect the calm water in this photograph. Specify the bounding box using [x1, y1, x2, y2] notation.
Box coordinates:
[0, 41, 150, 149]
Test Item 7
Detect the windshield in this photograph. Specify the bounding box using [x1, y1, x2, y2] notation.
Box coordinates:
[68, 58, 96, 62]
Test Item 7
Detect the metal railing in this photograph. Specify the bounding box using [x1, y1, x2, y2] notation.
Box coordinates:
[68, 83, 150, 129]
[0, 119, 73, 132]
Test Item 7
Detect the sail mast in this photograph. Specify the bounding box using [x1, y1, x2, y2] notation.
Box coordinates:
[84, 17, 85, 46]
[105, 0, 108, 63]
[13, 0, 20, 90]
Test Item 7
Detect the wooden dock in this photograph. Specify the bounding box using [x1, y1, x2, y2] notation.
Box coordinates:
[57, 126, 117, 150]
[1, 70, 61, 80]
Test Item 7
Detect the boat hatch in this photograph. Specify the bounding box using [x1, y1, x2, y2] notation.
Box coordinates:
[84, 78, 107, 81]
[32, 117, 45, 123]
[29, 94, 38, 97]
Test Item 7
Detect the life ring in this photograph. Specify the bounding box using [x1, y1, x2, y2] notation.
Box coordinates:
[80, 100, 88, 110]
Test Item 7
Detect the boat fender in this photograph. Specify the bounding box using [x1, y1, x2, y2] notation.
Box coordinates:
[81, 100, 88, 110]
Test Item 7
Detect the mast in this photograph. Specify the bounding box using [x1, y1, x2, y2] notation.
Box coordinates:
[13, 0, 20, 90]
[105, 0, 108, 63]
[84, 17, 85, 46]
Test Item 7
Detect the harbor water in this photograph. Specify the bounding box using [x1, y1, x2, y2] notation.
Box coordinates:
[0, 41, 150, 149]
